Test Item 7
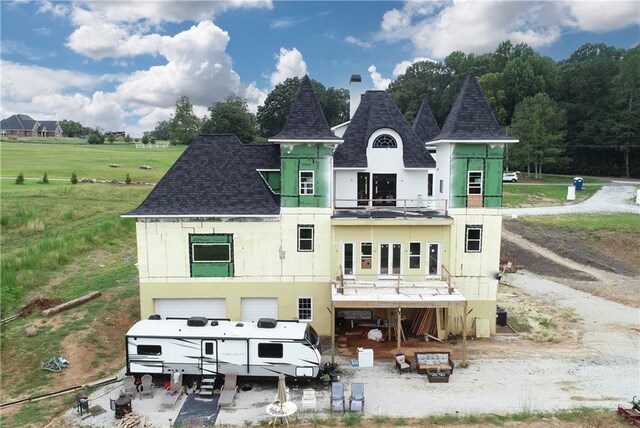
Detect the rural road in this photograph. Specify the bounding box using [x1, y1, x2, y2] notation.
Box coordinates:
[503, 184, 640, 216]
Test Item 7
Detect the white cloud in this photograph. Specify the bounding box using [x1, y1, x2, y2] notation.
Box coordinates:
[241, 83, 269, 114]
[564, 1, 640, 32]
[270, 47, 307, 86]
[345, 36, 373, 49]
[392, 57, 437, 77]
[31, 92, 126, 131]
[376, 0, 640, 59]
[269, 18, 299, 29]
[116, 21, 240, 109]
[367, 65, 391, 90]
[38, 0, 69, 18]
[33, 27, 52, 37]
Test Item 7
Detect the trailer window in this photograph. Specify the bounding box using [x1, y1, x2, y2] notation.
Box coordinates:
[304, 325, 319, 347]
[137, 345, 161, 355]
[258, 343, 283, 358]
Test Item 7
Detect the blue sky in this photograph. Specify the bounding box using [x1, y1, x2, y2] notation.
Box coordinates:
[1, 1, 638, 136]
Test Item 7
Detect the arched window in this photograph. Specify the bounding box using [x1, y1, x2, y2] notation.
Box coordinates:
[372, 134, 397, 148]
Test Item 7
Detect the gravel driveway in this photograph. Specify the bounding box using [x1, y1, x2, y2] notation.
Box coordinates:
[503, 185, 640, 216]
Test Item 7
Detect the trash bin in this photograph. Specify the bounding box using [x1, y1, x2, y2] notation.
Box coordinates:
[573, 177, 583, 191]
[496, 306, 507, 327]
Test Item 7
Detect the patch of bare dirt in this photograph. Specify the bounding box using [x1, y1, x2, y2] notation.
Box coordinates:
[20, 296, 65, 316]
[503, 220, 639, 276]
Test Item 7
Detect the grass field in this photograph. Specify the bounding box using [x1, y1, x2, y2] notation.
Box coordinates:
[518, 213, 640, 236]
[1, 140, 184, 182]
[502, 183, 600, 207]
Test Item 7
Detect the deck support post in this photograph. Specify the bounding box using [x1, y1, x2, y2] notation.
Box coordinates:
[330, 303, 336, 364]
[462, 301, 468, 368]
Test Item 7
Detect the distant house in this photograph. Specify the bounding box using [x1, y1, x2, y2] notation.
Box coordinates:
[0, 114, 63, 137]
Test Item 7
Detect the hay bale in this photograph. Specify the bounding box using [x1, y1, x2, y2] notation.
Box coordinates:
[25, 326, 38, 337]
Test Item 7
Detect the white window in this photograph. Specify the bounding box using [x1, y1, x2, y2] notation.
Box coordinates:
[427, 173, 434, 197]
[360, 242, 372, 269]
[379, 243, 401, 275]
[299, 171, 314, 195]
[467, 171, 483, 195]
[427, 242, 441, 276]
[465, 226, 482, 253]
[409, 242, 421, 269]
[297, 297, 312, 322]
[297, 225, 314, 252]
[192, 243, 231, 262]
[343, 243, 355, 276]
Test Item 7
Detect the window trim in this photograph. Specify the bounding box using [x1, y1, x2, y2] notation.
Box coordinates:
[191, 243, 231, 263]
[297, 297, 313, 322]
[297, 225, 314, 252]
[299, 170, 315, 195]
[342, 242, 355, 276]
[360, 242, 372, 270]
[465, 225, 483, 253]
[426, 241, 441, 276]
[467, 170, 483, 195]
[372, 134, 398, 148]
[409, 241, 421, 270]
[379, 243, 402, 276]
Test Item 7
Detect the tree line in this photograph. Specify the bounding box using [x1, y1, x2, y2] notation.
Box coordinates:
[150, 41, 639, 178]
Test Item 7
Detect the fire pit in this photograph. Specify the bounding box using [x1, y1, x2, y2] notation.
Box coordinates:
[110, 393, 132, 419]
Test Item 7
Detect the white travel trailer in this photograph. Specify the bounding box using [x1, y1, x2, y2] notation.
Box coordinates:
[125, 318, 322, 378]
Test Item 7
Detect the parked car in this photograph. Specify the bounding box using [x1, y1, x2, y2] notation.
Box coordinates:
[502, 172, 518, 182]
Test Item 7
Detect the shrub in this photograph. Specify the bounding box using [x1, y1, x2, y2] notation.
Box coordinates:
[87, 130, 105, 144]
[125, 174, 132, 185]
[124, 134, 132, 143]
[70, 171, 78, 185]
[141, 134, 150, 145]
[42, 172, 49, 184]
[107, 134, 116, 144]
[15, 172, 24, 185]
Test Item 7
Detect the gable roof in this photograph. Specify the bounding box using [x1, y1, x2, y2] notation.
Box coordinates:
[39, 120, 59, 131]
[269, 75, 342, 142]
[434, 73, 512, 141]
[125, 135, 281, 217]
[412, 100, 440, 142]
[334, 90, 435, 168]
[1, 114, 38, 131]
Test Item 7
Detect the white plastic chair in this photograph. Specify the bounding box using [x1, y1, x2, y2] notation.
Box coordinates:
[301, 388, 316, 412]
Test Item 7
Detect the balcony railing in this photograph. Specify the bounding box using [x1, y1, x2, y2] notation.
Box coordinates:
[333, 198, 448, 219]
[334, 265, 454, 295]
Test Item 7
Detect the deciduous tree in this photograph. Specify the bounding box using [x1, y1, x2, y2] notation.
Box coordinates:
[201, 95, 256, 143]
[168, 96, 201, 145]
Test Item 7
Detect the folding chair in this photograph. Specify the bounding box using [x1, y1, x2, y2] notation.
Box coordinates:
[139, 374, 154, 399]
[349, 383, 364, 412]
[330, 381, 345, 412]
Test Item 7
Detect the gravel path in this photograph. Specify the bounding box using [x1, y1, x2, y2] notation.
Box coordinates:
[503, 185, 640, 216]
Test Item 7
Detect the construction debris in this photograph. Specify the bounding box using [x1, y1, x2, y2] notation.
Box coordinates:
[116, 413, 153, 428]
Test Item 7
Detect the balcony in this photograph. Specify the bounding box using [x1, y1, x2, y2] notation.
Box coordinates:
[332, 198, 448, 219]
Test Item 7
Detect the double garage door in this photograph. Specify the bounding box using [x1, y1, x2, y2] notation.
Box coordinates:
[154, 298, 277, 321]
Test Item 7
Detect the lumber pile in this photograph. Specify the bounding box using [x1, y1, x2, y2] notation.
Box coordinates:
[116, 413, 153, 428]
[410, 308, 437, 337]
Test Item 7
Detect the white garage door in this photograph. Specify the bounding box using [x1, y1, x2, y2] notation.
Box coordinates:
[241, 298, 278, 322]
[154, 298, 226, 319]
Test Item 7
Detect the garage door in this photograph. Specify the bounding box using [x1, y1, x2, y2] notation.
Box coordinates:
[154, 298, 226, 319]
[241, 298, 278, 322]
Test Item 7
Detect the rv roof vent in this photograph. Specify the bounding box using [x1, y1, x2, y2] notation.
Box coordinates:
[257, 318, 277, 328]
[187, 316, 208, 327]
[210, 320, 219, 326]
[235, 322, 244, 327]
[148, 314, 161, 320]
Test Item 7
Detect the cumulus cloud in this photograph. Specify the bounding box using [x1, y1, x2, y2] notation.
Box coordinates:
[116, 21, 240, 109]
[392, 57, 437, 77]
[270, 47, 307, 86]
[345, 36, 373, 49]
[376, 0, 640, 59]
[367, 65, 391, 90]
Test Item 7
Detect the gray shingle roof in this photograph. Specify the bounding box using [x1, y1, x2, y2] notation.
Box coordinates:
[1, 114, 37, 131]
[334, 91, 435, 168]
[39, 120, 59, 130]
[435, 73, 512, 141]
[125, 135, 281, 217]
[270, 75, 342, 141]
[412, 100, 440, 142]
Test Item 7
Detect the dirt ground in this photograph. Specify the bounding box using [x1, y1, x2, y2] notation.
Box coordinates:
[501, 220, 640, 308]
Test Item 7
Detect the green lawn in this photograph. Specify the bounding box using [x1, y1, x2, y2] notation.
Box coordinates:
[516, 173, 612, 184]
[503, 183, 600, 207]
[1, 140, 185, 182]
[518, 213, 640, 236]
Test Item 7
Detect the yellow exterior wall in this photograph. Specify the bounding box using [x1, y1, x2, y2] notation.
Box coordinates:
[331, 221, 453, 281]
[135, 208, 335, 335]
